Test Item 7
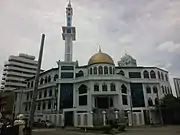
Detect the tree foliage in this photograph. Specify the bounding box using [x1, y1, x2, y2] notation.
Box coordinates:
[160, 94, 180, 124]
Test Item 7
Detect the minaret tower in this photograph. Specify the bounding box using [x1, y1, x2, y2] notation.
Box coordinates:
[62, 0, 76, 62]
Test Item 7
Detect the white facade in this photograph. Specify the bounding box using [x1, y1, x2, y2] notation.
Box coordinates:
[14, 2, 172, 127]
[173, 78, 180, 97]
[1, 53, 39, 91]
[14, 61, 172, 127]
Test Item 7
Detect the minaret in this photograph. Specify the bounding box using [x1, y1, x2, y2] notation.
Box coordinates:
[62, 0, 76, 62]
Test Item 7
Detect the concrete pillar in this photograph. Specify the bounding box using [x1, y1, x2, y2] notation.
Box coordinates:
[102, 111, 106, 126]
[89, 111, 93, 127]
[115, 110, 119, 119]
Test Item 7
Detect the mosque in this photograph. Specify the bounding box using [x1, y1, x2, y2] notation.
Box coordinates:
[14, 2, 172, 127]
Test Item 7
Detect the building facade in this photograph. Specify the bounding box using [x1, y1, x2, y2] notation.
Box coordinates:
[14, 2, 172, 127]
[118, 54, 137, 67]
[1, 53, 39, 91]
[173, 78, 180, 97]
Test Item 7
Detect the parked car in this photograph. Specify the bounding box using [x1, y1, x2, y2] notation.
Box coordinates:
[33, 120, 54, 128]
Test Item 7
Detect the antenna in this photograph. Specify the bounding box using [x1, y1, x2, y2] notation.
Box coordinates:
[99, 45, 101, 52]
[69, 0, 71, 4]
[125, 49, 127, 55]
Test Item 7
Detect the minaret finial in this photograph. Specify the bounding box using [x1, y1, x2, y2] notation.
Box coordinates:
[125, 49, 127, 55]
[68, 0, 71, 7]
[99, 45, 101, 52]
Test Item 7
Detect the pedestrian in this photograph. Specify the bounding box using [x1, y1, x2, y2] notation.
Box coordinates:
[14, 114, 25, 135]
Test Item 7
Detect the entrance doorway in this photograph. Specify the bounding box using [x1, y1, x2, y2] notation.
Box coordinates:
[64, 111, 74, 126]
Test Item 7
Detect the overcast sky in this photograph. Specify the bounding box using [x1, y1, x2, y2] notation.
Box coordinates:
[0, 0, 180, 94]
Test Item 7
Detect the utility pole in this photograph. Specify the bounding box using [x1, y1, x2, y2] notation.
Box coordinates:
[28, 34, 45, 131]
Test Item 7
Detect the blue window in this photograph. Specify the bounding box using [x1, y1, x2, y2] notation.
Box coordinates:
[129, 72, 141, 78]
[67, 17, 71, 27]
[61, 66, 74, 70]
[67, 28, 71, 33]
[61, 72, 74, 78]
[67, 17, 71, 22]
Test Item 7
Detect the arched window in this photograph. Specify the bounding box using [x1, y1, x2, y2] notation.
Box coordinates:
[48, 75, 51, 82]
[48, 101, 51, 109]
[122, 95, 128, 105]
[78, 84, 88, 106]
[94, 67, 97, 75]
[109, 67, 113, 74]
[148, 98, 153, 106]
[110, 83, 116, 91]
[121, 84, 127, 94]
[78, 84, 87, 94]
[153, 86, 157, 93]
[167, 87, 171, 94]
[37, 102, 41, 110]
[78, 70, 84, 77]
[45, 76, 48, 83]
[90, 68, 93, 74]
[165, 74, 168, 81]
[119, 70, 125, 76]
[42, 102, 46, 110]
[146, 86, 151, 93]
[104, 66, 108, 74]
[38, 91, 42, 99]
[102, 83, 107, 91]
[158, 71, 161, 79]
[150, 70, 156, 79]
[165, 86, 167, 94]
[49, 89, 52, 97]
[161, 86, 165, 94]
[161, 72, 164, 80]
[98, 66, 103, 75]
[44, 90, 47, 97]
[54, 74, 59, 81]
[143, 70, 149, 78]
[40, 78, 44, 85]
[94, 84, 99, 91]
[155, 98, 159, 105]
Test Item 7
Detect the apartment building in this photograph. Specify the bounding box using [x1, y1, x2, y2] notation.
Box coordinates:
[173, 78, 180, 97]
[1, 53, 39, 91]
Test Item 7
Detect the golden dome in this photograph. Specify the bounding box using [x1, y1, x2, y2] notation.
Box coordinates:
[88, 49, 114, 65]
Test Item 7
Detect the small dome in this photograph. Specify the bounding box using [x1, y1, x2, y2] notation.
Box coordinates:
[88, 49, 114, 66]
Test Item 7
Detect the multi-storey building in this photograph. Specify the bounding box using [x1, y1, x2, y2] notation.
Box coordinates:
[173, 78, 180, 97]
[1, 53, 39, 91]
[14, 2, 172, 127]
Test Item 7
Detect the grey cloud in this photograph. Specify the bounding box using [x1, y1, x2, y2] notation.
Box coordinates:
[1, 0, 180, 93]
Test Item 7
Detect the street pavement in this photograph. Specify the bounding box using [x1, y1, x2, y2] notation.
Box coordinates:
[32, 125, 180, 135]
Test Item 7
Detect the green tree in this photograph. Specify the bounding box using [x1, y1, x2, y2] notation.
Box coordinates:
[160, 94, 180, 124]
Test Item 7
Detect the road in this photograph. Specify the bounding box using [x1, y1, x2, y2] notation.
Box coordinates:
[32, 125, 180, 135]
